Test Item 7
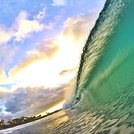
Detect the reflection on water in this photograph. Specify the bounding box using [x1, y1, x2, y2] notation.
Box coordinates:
[0, 111, 69, 134]
[0, 93, 134, 134]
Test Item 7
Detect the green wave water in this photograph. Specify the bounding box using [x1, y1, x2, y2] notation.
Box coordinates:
[69, 0, 134, 132]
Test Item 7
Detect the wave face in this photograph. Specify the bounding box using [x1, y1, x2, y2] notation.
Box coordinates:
[70, 0, 134, 127]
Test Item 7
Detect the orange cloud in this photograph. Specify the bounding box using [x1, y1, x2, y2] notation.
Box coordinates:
[61, 13, 96, 45]
[9, 39, 60, 78]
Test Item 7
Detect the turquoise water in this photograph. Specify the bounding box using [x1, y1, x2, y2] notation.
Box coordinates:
[69, 0, 134, 132]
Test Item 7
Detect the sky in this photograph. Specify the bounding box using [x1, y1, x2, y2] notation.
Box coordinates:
[0, 0, 106, 120]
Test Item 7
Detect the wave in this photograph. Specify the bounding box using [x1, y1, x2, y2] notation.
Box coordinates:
[66, 0, 134, 125]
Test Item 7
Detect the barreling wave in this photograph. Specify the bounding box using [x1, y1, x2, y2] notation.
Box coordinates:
[71, 0, 134, 115]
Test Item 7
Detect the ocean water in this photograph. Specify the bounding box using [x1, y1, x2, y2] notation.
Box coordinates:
[0, 109, 133, 134]
[69, 0, 134, 133]
[0, 0, 134, 133]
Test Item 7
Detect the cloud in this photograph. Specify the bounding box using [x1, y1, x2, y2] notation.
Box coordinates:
[34, 8, 46, 20]
[59, 67, 77, 76]
[0, 25, 13, 45]
[13, 11, 44, 41]
[9, 39, 60, 78]
[0, 87, 9, 99]
[7, 38, 77, 88]
[52, 0, 67, 6]
[35, 39, 60, 59]
[0, 8, 49, 85]
[0, 44, 18, 85]
[3, 86, 64, 117]
[0, 87, 11, 119]
[0, 44, 18, 69]
[0, 9, 47, 45]
[61, 13, 97, 45]
[0, 79, 75, 119]
[0, 9, 46, 77]
[0, 71, 8, 85]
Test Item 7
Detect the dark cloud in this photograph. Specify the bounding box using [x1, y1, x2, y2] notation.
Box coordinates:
[3, 86, 64, 117]
[59, 67, 77, 76]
